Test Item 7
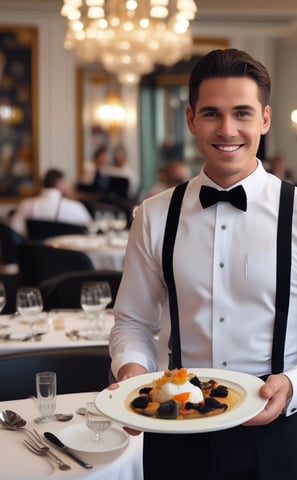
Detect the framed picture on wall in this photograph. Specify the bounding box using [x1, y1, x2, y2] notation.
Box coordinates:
[0, 26, 38, 202]
[76, 67, 110, 180]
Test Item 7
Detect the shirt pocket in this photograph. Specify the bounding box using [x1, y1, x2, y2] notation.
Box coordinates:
[244, 252, 276, 288]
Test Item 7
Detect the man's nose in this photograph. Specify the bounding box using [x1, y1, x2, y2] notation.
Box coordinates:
[216, 116, 237, 137]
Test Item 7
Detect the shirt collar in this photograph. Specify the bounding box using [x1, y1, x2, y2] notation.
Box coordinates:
[198, 159, 267, 203]
[41, 188, 63, 199]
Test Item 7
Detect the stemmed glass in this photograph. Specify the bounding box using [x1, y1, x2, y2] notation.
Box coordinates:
[16, 287, 43, 339]
[0, 281, 6, 314]
[0, 281, 6, 328]
[80, 282, 112, 339]
[96, 281, 112, 334]
[85, 402, 111, 443]
[87, 211, 104, 236]
[112, 212, 127, 232]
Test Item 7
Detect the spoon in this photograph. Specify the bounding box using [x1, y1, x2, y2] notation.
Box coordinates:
[0, 410, 27, 428]
[75, 407, 86, 416]
[33, 413, 73, 424]
[0, 411, 28, 432]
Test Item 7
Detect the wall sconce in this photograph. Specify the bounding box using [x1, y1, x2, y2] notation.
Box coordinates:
[0, 103, 23, 124]
[94, 93, 126, 131]
[290, 109, 297, 133]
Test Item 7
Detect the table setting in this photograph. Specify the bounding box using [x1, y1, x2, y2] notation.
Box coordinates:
[44, 231, 128, 271]
[0, 390, 143, 479]
[0, 309, 114, 355]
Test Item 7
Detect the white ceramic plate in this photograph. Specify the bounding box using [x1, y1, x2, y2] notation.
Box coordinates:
[59, 423, 129, 453]
[95, 368, 268, 434]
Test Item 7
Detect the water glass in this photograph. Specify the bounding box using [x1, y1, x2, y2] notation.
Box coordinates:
[85, 402, 111, 443]
[35, 371, 57, 423]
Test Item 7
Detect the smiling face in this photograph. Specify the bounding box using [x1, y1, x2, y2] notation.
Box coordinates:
[186, 76, 272, 188]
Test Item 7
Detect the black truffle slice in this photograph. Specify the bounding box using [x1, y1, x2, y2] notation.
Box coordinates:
[131, 395, 151, 409]
[157, 400, 179, 419]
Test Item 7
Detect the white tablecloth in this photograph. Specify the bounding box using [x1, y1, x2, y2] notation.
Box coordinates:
[0, 310, 114, 355]
[45, 234, 127, 271]
[0, 391, 143, 480]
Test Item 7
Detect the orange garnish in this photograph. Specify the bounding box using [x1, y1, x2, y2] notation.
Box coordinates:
[145, 402, 160, 414]
[172, 392, 191, 404]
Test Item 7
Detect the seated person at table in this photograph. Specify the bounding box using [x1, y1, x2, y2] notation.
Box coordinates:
[77, 145, 132, 201]
[103, 145, 140, 202]
[77, 145, 111, 197]
[10, 168, 92, 237]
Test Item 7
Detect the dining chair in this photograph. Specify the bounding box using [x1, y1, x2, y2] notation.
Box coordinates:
[0, 346, 111, 401]
[0, 221, 26, 268]
[39, 269, 122, 310]
[26, 219, 87, 242]
[17, 244, 95, 286]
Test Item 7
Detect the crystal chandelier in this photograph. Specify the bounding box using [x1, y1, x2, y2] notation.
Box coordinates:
[61, 0, 198, 85]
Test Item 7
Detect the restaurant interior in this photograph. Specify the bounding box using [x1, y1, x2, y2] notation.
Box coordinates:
[1, 1, 297, 478]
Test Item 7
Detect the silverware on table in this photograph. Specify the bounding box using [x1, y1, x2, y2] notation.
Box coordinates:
[24, 430, 71, 471]
[44, 431, 93, 469]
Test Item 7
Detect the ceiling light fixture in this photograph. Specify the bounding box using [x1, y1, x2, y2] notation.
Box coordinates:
[61, 0, 198, 85]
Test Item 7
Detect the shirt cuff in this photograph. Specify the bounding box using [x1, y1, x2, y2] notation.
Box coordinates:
[111, 350, 156, 381]
[282, 370, 297, 416]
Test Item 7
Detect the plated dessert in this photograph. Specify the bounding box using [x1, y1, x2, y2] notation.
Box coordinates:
[95, 368, 267, 433]
[130, 367, 241, 420]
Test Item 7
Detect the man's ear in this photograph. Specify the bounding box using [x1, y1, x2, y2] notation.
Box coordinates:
[262, 105, 272, 135]
[186, 105, 196, 134]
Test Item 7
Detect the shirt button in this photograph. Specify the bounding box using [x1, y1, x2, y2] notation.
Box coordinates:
[219, 262, 224, 268]
[221, 224, 227, 230]
[219, 317, 224, 323]
[222, 361, 227, 367]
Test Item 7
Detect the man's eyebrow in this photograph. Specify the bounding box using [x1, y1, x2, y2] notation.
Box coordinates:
[198, 106, 218, 113]
[198, 105, 256, 113]
[233, 105, 256, 112]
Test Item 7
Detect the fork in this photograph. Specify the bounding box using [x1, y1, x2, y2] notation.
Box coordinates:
[24, 430, 71, 470]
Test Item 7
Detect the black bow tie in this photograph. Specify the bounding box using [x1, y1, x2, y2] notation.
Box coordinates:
[199, 185, 247, 211]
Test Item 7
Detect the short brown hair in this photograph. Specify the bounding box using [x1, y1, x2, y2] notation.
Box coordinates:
[189, 48, 271, 112]
[43, 169, 64, 188]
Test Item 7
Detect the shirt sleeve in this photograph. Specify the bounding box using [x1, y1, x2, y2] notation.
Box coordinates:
[283, 367, 297, 416]
[109, 201, 166, 379]
[9, 200, 32, 236]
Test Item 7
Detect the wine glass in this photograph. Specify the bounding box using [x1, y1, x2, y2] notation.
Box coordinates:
[96, 281, 112, 334]
[85, 402, 111, 443]
[34, 371, 57, 423]
[0, 281, 6, 314]
[80, 282, 112, 339]
[113, 212, 127, 233]
[16, 287, 43, 339]
[87, 211, 104, 236]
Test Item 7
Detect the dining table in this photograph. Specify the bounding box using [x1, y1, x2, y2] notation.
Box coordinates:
[44, 232, 128, 271]
[0, 309, 114, 355]
[0, 391, 144, 479]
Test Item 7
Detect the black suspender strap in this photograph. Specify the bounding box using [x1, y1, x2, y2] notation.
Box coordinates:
[162, 181, 188, 369]
[271, 180, 295, 374]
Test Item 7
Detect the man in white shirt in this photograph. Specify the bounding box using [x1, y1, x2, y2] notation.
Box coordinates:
[10, 168, 92, 236]
[109, 49, 297, 479]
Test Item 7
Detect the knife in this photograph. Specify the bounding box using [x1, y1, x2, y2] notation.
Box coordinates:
[44, 432, 93, 469]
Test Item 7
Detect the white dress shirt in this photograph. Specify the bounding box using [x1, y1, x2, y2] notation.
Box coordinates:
[110, 160, 297, 415]
[10, 188, 92, 236]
